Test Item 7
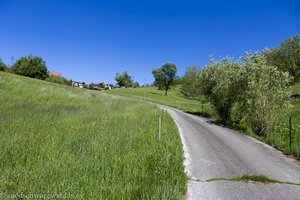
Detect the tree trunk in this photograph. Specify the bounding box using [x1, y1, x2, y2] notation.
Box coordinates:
[165, 89, 168, 96]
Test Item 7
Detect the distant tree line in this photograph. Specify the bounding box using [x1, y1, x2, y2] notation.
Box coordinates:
[1, 55, 143, 89]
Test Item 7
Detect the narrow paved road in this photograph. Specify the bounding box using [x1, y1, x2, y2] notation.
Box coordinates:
[159, 105, 300, 200]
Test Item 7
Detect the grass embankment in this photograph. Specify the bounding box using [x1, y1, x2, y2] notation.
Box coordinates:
[108, 85, 300, 158]
[107, 86, 213, 116]
[0, 72, 187, 199]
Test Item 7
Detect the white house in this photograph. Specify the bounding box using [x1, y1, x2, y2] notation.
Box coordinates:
[72, 81, 86, 88]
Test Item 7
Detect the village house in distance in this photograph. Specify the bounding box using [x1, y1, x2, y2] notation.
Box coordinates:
[71, 80, 116, 90]
[71, 80, 86, 88]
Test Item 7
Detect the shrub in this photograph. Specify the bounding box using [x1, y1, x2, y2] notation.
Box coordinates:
[45, 74, 71, 86]
[241, 52, 292, 135]
[200, 57, 242, 122]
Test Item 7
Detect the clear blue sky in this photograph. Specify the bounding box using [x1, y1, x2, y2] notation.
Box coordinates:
[0, 0, 299, 84]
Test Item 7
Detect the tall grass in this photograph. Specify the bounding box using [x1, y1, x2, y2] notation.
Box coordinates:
[0, 72, 187, 199]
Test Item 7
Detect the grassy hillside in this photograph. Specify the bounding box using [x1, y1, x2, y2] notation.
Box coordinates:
[107, 86, 213, 116]
[0, 72, 187, 199]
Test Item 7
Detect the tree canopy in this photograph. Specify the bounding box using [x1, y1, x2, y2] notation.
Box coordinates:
[181, 65, 202, 98]
[0, 58, 8, 72]
[11, 55, 48, 80]
[152, 62, 177, 95]
[200, 57, 242, 122]
[115, 71, 133, 87]
[265, 35, 300, 83]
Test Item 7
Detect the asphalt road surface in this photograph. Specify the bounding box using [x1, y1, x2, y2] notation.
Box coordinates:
[159, 105, 300, 200]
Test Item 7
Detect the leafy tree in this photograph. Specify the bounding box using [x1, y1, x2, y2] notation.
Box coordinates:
[88, 83, 96, 90]
[181, 65, 201, 98]
[265, 35, 300, 83]
[241, 52, 292, 135]
[115, 71, 133, 87]
[0, 58, 8, 72]
[152, 62, 177, 95]
[200, 57, 242, 122]
[11, 55, 48, 79]
[133, 82, 140, 88]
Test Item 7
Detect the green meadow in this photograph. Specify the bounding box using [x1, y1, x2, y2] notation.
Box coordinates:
[107, 86, 213, 117]
[0, 72, 187, 199]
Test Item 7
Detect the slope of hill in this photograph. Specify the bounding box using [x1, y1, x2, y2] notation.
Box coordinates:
[0, 72, 187, 199]
[107, 86, 213, 116]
